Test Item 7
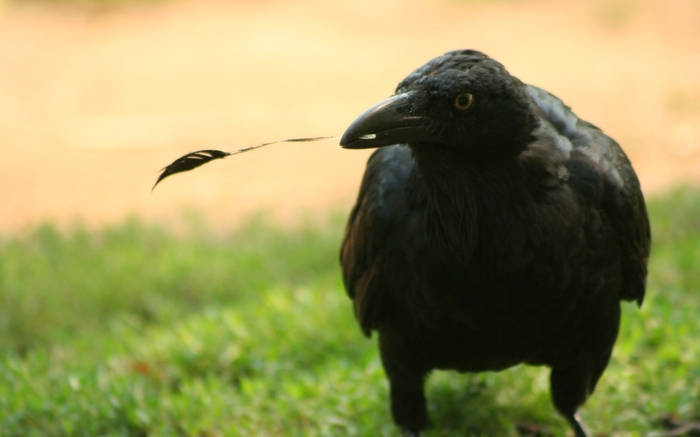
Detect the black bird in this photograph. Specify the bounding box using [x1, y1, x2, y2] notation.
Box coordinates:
[339, 50, 650, 437]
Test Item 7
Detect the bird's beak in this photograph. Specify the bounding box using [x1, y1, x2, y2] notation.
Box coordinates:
[340, 92, 439, 149]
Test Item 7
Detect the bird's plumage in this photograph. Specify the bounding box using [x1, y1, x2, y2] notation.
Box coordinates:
[339, 50, 650, 436]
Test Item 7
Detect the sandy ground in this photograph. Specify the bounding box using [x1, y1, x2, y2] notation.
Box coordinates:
[0, 0, 699, 232]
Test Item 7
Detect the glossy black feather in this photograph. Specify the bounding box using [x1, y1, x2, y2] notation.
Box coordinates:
[340, 50, 650, 436]
[153, 149, 230, 189]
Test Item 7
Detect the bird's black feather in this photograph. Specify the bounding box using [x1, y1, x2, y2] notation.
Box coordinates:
[153, 150, 230, 189]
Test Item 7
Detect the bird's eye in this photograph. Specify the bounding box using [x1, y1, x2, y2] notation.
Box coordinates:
[454, 93, 474, 111]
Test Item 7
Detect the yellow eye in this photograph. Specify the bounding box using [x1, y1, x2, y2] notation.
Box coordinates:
[454, 93, 474, 111]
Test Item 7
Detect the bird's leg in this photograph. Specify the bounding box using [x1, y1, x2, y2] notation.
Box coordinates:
[550, 345, 615, 437]
[550, 367, 594, 437]
[388, 376, 429, 435]
[379, 331, 430, 435]
[563, 412, 590, 437]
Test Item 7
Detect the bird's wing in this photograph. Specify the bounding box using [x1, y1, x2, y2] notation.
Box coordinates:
[527, 85, 651, 305]
[341, 145, 416, 336]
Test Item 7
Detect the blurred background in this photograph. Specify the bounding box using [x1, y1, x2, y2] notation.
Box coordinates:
[2, 1, 700, 435]
[1, 0, 699, 232]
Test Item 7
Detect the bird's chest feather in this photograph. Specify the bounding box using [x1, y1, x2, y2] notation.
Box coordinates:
[389, 163, 618, 367]
[401, 190, 581, 310]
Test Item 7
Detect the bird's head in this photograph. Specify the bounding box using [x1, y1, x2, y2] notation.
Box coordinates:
[340, 50, 538, 158]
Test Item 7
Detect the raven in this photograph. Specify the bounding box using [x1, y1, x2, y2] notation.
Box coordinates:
[339, 50, 650, 437]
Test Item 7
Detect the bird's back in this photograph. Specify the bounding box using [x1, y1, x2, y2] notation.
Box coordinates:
[526, 84, 650, 305]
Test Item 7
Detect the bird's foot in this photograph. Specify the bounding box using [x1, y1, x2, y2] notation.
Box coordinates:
[566, 413, 590, 437]
[402, 429, 421, 437]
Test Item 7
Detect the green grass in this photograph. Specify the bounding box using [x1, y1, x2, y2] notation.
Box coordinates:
[1, 188, 699, 436]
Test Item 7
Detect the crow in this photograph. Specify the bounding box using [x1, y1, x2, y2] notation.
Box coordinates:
[339, 50, 650, 437]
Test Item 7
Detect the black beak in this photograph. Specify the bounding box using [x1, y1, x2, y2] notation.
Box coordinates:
[340, 92, 441, 149]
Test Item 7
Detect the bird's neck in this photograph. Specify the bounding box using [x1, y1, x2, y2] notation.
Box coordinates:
[411, 145, 524, 265]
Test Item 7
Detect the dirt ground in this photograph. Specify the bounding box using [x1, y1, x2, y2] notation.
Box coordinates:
[0, 0, 699, 232]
